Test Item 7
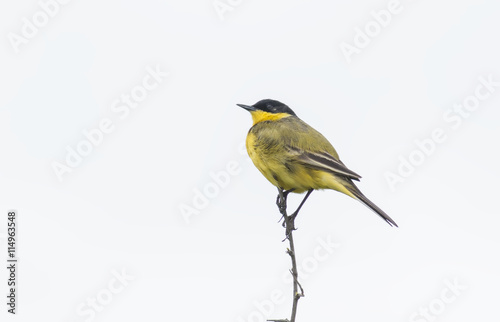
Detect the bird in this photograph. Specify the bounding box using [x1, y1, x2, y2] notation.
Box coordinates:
[237, 99, 397, 227]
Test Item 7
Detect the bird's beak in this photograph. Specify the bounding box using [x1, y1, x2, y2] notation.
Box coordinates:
[237, 103, 257, 112]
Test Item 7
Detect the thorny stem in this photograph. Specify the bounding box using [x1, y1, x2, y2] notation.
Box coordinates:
[268, 188, 306, 322]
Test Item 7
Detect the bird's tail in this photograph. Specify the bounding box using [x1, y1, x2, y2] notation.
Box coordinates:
[346, 183, 398, 227]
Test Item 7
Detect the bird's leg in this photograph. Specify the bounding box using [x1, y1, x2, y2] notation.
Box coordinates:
[276, 188, 284, 211]
[276, 188, 294, 217]
[290, 189, 313, 221]
[283, 189, 313, 233]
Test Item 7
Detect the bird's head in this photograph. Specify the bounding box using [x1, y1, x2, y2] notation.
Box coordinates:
[237, 99, 297, 125]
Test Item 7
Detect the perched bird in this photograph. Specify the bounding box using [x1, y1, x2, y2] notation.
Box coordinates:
[237, 99, 397, 227]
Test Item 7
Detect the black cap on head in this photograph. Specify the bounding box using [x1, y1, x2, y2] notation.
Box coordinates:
[252, 99, 297, 116]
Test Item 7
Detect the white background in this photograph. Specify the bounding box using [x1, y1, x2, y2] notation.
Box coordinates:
[1, 0, 499, 321]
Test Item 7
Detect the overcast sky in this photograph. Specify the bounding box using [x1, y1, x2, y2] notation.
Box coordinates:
[1, 0, 499, 321]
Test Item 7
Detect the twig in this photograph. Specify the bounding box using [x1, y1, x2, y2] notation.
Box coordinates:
[268, 188, 305, 322]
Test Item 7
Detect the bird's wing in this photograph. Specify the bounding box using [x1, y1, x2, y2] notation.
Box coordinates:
[253, 116, 362, 180]
[288, 146, 362, 181]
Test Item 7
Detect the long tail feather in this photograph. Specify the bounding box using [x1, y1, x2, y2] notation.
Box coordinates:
[347, 185, 398, 227]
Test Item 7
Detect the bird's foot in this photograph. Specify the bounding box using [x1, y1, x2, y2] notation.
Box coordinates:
[276, 188, 294, 214]
[283, 214, 297, 231]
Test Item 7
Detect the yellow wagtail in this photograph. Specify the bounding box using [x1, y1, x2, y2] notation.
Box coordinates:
[237, 99, 397, 227]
